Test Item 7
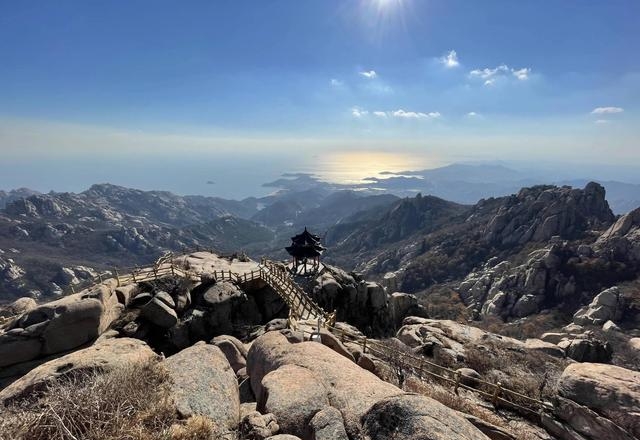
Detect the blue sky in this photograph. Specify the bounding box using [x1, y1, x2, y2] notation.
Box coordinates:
[0, 0, 638, 172]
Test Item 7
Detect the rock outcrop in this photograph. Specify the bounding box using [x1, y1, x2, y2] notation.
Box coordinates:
[247, 330, 489, 439]
[573, 286, 624, 326]
[362, 394, 490, 440]
[558, 363, 640, 438]
[0, 282, 121, 368]
[0, 337, 156, 404]
[164, 341, 240, 431]
[311, 265, 426, 335]
[483, 183, 614, 245]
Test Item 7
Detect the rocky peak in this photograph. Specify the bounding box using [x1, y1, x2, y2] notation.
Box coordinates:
[483, 182, 614, 246]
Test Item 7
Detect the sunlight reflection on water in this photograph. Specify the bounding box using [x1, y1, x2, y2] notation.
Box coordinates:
[300, 151, 441, 184]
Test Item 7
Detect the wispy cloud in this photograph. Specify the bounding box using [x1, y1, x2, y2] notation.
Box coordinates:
[469, 64, 532, 85]
[467, 111, 479, 117]
[391, 109, 441, 119]
[512, 67, 531, 80]
[359, 70, 377, 79]
[351, 107, 369, 118]
[330, 78, 343, 87]
[591, 106, 624, 114]
[355, 108, 440, 119]
[595, 119, 611, 124]
[439, 50, 460, 68]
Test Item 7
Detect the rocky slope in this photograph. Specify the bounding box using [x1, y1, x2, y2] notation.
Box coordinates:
[0, 184, 401, 301]
[1, 251, 638, 440]
[324, 182, 640, 329]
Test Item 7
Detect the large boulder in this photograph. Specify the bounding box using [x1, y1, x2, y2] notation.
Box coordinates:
[309, 406, 349, 440]
[524, 338, 565, 358]
[362, 394, 490, 440]
[560, 337, 612, 363]
[258, 365, 330, 439]
[211, 334, 248, 373]
[553, 396, 635, 440]
[141, 296, 178, 328]
[247, 331, 489, 439]
[165, 342, 240, 431]
[0, 284, 121, 368]
[558, 363, 640, 438]
[573, 286, 624, 326]
[0, 337, 156, 404]
[0, 297, 37, 318]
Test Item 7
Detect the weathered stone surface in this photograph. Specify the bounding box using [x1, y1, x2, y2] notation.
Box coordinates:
[247, 331, 488, 439]
[525, 338, 565, 358]
[0, 337, 156, 404]
[461, 414, 516, 440]
[456, 368, 481, 386]
[248, 331, 401, 436]
[241, 410, 280, 440]
[114, 284, 139, 306]
[318, 328, 355, 362]
[558, 363, 640, 438]
[141, 297, 178, 328]
[131, 291, 153, 307]
[362, 394, 490, 440]
[155, 290, 175, 308]
[259, 364, 329, 439]
[211, 334, 248, 373]
[629, 337, 640, 353]
[390, 292, 421, 326]
[266, 435, 302, 440]
[563, 337, 612, 363]
[541, 332, 570, 344]
[601, 320, 620, 333]
[0, 297, 37, 318]
[309, 406, 348, 440]
[573, 286, 623, 326]
[554, 396, 635, 440]
[0, 285, 121, 368]
[165, 342, 240, 431]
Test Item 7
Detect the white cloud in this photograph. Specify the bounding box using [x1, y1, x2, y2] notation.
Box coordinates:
[512, 67, 530, 80]
[591, 107, 624, 114]
[351, 107, 369, 118]
[359, 70, 377, 79]
[467, 112, 479, 117]
[391, 109, 441, 119]
[469, 64, 532, 85]
[330, 78, 343, 87]
[439, 50, 459, 68]
[354, 108, 441, 119]
[470, 64, 509, 80]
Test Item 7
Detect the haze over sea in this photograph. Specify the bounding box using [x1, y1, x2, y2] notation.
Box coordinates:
[2, 150, 640, 201]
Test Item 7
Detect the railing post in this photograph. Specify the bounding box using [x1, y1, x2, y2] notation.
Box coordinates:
[363, 337, 368, 354]
[492, 382, 502, 408]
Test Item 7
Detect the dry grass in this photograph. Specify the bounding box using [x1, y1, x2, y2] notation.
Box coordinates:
[461, 342, 566, 402]
[0, 359, 226, 440]
[403, 377, 547, 440]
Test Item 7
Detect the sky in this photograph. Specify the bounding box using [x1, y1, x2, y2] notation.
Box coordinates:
[0, 0, 639, 196]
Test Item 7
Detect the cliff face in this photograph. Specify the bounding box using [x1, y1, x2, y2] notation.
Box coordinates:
[481, 182, 614, 245]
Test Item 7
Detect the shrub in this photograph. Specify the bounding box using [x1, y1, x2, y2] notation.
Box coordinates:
[0, 359, 224, 440]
